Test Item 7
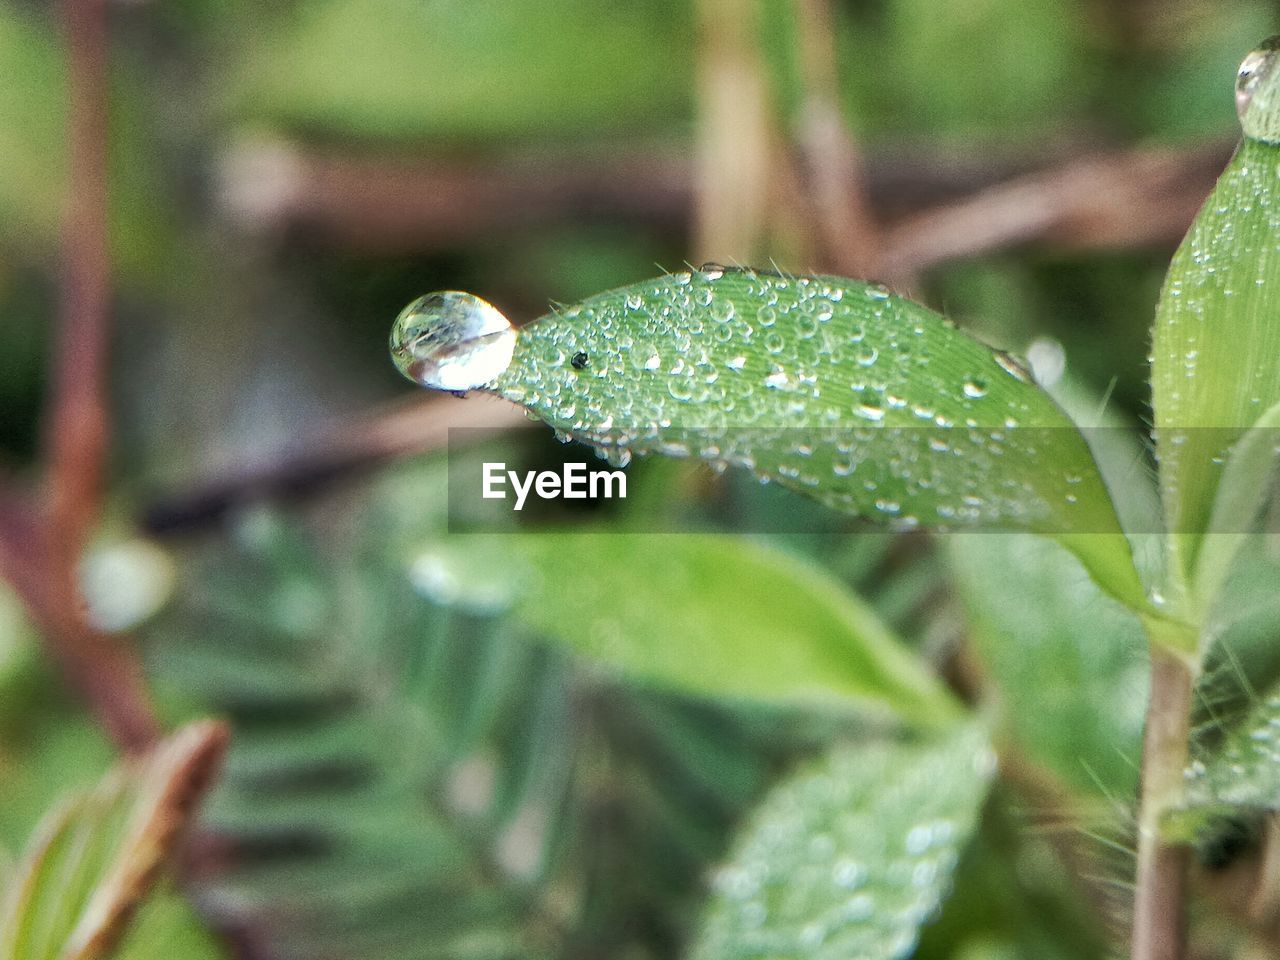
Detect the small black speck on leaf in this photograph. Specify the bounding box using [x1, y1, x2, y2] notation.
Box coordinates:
[571, 351, 589, 370]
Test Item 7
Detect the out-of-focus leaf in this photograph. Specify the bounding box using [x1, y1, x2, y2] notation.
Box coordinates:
[1151, 112, 1280, 590]
[0, 721, 227, 960]
[110, 892, 225, 960]
[1189, 400, 1280, 613]
[462, 267, 1147, 611]
[948, 534, 1147, 798]
[1167, 685, 1280, 843]
[143, 498, 807, 960]
[231, 0, 692, 144]
[429, 533, 961, 728]
[691, 723, 994, 960]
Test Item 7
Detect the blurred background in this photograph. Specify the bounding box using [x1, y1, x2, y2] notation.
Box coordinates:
[0, 0, 1276, 957]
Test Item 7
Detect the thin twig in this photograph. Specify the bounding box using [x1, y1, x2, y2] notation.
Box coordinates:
[880, 145, 1229, 279]
[48, 0, 111, 568]
[692, 0, 774, 264]
[222, 138, 1232, 273]
[0, 0, 161, 754]
[141, 395, 529, 535]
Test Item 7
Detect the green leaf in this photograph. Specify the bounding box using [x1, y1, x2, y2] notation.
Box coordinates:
[1166, 685, 1280, 844]
[691, 723, 994, 960]
[141, 499, 824, 960]
[0, 722, 228, 960]
[1151, 130, 1280, 588]
[232, 0, 692, 144]
[1189, 399, 1280, 614]
[473, 268, 1147, 611]
[427, 532, 962, 728]
[111, 892, 226, 960]
[948, 534, 1147, 798]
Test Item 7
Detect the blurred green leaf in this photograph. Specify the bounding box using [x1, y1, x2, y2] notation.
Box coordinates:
[1151, 135, 1280, 597]
[948, 533, 1147, 798]
[0, 721, 227, 960]
[691, 723, 994, 960]
[430, 532, 960, 728]
[231, 0, 692, 144]
[1166, 683, 1280, 843]
[111, 892, 225, 960]
[480, 268, 1146, 610]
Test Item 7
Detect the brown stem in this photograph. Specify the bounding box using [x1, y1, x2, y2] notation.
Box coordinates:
[48, 0, 111, 568]
[0, 0, 161, 754]
[1132, 647, 1195, 960]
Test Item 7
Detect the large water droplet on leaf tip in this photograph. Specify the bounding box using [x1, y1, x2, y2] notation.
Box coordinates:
[1237, 37, 1280, 142]
[390, 291, 517, 391]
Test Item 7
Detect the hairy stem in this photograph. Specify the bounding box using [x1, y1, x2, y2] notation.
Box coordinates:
[1132, 645, 1196, 960]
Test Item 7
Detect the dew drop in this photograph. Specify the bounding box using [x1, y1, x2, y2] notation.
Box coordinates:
[962, 378, 988, 399]
[1237, 38, 1280, 142]
[390, 291, 517, 391]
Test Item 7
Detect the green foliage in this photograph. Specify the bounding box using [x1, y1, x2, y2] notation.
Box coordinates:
[0, 722, 226, 960]
[11, 8, 1280, 960]
[230, 0, 693, 144]
[1151, 135, 1280, 598]
[140, 500, 829, 960]
[1167, 686, 1280, 844]
[691, 724, 994, 960]
[428, 533, 960, 727]
[109, 893, 225, 960]
[948, 534, 1147, 798]
[481, 268, 1146, 610]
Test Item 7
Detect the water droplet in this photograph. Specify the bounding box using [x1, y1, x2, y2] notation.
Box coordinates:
[994, 350, 1034, 383]
[390, 291, 517, 391]
[1238, 38, 1280, 141]
[962, 378, 988, 398]
[864, 283, 891, 301]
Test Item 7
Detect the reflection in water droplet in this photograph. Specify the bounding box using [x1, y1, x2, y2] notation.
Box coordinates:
[962, 378, 988, 399]
[390, 291, 517, 391]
